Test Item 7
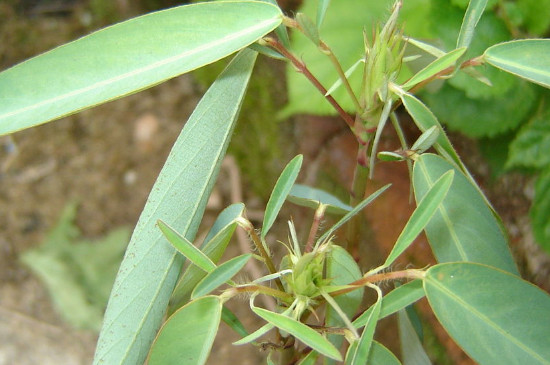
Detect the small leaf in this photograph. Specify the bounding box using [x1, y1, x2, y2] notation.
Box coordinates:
[484, 39, 550, 88]
[262, 155, 303, 239]
[398, 309, 431, 365]
[402, 47, 467, 89]
[252, 307, 342, 361]
[457, 0, 489, 49]
[191, 254, 252, 299]
[288, 184, 352, 215]
[148, 296, 222, 365]
[368, 341, 402, 365]
[345, 285, 382, 365]
[405, 38, 445, 58]
[222, 306, 250, 339]
[413, 154, 518, 274]
[158, 220, 216, 273]
[353, 280, 425, 329]
[411, 125, 440, 153]
[316, 184, 391, 246]
[325, 58, 364, 96]
[0, 1, 282, 135]
[297, 13, 320, 45]
[377, 151, 406, 162]
[381, 170, 453, 269]
[424, 262, 550, 365]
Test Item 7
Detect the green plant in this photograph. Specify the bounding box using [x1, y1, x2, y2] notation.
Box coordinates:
[1, 0, 550, 364]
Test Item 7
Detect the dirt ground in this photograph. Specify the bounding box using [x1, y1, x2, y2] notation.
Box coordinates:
[1, 1, 549, 365]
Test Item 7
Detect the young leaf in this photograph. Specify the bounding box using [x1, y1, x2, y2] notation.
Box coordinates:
[413, 154, 519, 274]
[93, 50, 257, 365]
[0, 1, 282, 135]
[148, 296, 222, 365]
[158, 220, 216, 273]
[222, 306, 250, 340]
[424, 262, 550, 365]
[252, 307, 343, 361]
[402, 47, 467, 89]
[316, 0, 331, 28]
[411, 125, 440, 153]
[191, 254, 252, 299]
[262, 155, 303, 239]
[381, 170, 454, 270]
[368, 341, 402, 365]
[397, 309, 431, 365]
[288, 184, 352, 215]
[170, 205, 242, 312]
[353, 280, 425, 328]
[456, 0, 489, 49]
[345, 285, 382, 365]
[316, 184, 391, 246]
[484, 39, 550, 89]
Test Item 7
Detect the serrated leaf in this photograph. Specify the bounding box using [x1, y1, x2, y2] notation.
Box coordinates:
[93, 50, 257, 365]
[457, 0, 489, 49]
[288, 184, 352, 215]
[191, 254, 252, 299]
[531, 169, 550, 253]
[262, 155, 303, 239]
[413, 154, 518, 274]
[424, 262, 550, 365]
[148, 296, 222, 365]
[484, 39, 550, 89]
[402, 47, 466, 89]
[158, 220, 216, 274]
[252, 307, 343, 361]
[0, 1, 282, 135]
[353, 280, 425, 329]
[381, 170, 453, 270]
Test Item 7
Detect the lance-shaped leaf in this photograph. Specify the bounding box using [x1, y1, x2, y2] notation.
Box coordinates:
[424, 262, 550, 365]
[262, 154, 303, 239]
[457, 0, 488, 49]
[252, 307, 342, 361]
[380, 170, 453, 270]
[353, 280, 425, 329]
[402, 47, 467, 89]
[93, 49, 257, 365]
[148, 296, 223, 365]
[484, 39, 550, 89]
[368, 341, 401, 365]
[0, 1, 282, 135]
[398, 309, 431, 365]
[413, 154, 518, 274]
[191, 254, 252, 299]
[158, 220, 216, 274]
[288, 184, 352, 215]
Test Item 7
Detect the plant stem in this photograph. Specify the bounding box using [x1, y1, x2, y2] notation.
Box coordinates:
[262, 37, 355, 129]
[330, 269, 425, 297]
[305, 204, 327, 253]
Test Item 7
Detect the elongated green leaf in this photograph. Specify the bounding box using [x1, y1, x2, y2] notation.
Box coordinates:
[317, 0, 331, 28]
[0, 1, 282, 135]
[368, 341, 401, 365]
[158, 220, 216, 273]
[424, 262, 550, 365]
[411, 125, 440, 153]
[93, 50, 257, 365]
[148, 296, 222, 365]
[262, 155, 303, 238]
[234, 305, 294, 345]
[191, 254, 251, 299]
[484, 39, 550, 88]
[346, 286, 381, 365]
[353, 280, 425, 328]
[222, 306, 250, 339]
[325, 245, 363, 363]
[317, 184, 391, 246]
[402, 47, 467, 89]
[398, 309, 431, 365]
[400, 93, 461, 168]
[382, 170, 454, 269]
[288, 184, 352, 215]
[169, 205, 242, 312]
[253, 307, 342, 361]
[413, 154, 518, 274]
[457, 0, 488, 49]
